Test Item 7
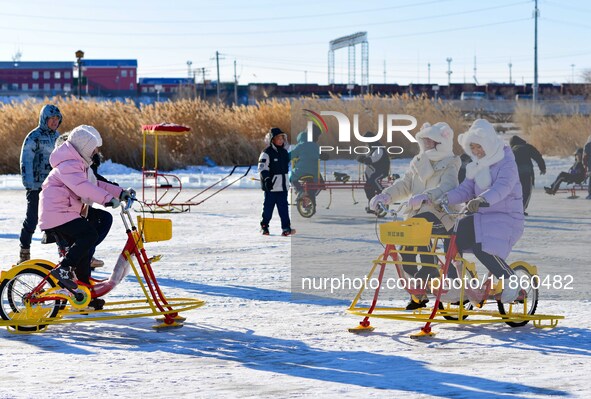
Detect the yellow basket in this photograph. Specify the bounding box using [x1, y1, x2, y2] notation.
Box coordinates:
[137, 216, 173, 242]
[379, 218, 433, 246]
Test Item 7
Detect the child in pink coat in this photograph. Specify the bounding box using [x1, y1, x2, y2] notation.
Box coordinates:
[39, 126, 130, 301]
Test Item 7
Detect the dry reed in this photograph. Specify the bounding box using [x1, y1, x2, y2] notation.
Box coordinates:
[514, 105, 591, 156]
[0, 95, 465, 174]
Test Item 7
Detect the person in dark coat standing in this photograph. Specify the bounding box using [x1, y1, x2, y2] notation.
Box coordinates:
[258, 127, 294, 236]
[584, 135, 591, 200]
[509, 136, 546, 215]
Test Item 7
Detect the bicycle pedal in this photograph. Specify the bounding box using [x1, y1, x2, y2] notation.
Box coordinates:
[148, 255, 163, 263]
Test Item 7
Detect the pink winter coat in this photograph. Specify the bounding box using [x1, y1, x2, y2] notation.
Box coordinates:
[39, 142, 122, 230]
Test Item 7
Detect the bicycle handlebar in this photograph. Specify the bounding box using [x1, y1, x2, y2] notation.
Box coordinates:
[440, 200, 489, 216]
[123, 193, 136, 211]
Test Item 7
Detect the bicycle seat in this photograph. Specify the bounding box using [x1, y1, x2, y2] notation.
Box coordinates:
[299, 175, 315, 182]
[41, 229, 70, 250]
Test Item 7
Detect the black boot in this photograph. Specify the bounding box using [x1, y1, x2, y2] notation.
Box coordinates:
[50, 265, 78, 291]
[88, 298, 105, 310]
[405, 295, 429, 310]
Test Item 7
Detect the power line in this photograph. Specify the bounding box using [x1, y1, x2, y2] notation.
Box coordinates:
[0, 0, 456, 25]
[0, 2, 528, 38]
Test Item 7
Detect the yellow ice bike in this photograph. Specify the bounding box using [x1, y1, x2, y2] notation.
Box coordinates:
[0, 195, 204, 334]
[348, 203, 564, 338]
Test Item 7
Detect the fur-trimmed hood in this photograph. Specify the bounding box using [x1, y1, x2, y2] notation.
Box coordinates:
[415, 122, 455, 161]
[459, 119, 505, 189]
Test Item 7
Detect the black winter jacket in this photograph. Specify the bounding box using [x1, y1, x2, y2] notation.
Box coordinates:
[510, 136, 546, 184]
[258, 143, 290, 191]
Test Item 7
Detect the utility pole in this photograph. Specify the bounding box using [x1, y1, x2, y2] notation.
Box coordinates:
[571, 64, 575, 83]
[427, 63, 431, 84]
[383, 60, 386, 84]
[446, 57, 453, 86]
[473, 55, 478, 84]
[508, 61, 513, 84]
[234, 59, 238, 105]
[202, 67, 206, 99]
[533, 0, 539, 108]
[216, 51, 221, 104]
[304, 70, 308, 84]
[187, 60, 193, 98]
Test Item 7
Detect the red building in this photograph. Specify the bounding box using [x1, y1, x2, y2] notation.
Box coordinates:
[0, 61, 73, 95]
[82, 59, 138, 96]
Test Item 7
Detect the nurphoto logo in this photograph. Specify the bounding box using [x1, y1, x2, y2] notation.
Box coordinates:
[303, 109, 418, 155]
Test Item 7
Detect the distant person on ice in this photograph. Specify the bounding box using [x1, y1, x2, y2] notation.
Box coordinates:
[356, 131, 390, 215]
[584, 135, 591, 199]
[258, 127, 294, 236]
[289, 124, 327, 205]
[544, 148, 586, 195]
[18, 104, 62, 264]
[509, 135, 546, 215]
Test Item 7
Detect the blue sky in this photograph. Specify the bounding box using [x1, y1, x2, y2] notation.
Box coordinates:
[1, 0, 589, 86]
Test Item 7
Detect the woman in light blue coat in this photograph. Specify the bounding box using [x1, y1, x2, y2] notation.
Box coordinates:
[439, 119, 524, 303]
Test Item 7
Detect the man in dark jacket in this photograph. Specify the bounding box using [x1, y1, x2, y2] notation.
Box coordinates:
[509, 136, 546, 214]
[18, 104, 62, 263]
[584, 135, 591, 199]
[258, 127, 293, 236]
[356, 132, 390, 214]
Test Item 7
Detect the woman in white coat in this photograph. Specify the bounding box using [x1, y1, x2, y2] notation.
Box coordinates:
[369, 122, 460, 309]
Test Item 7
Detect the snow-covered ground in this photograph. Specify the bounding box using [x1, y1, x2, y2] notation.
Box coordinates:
[0, 158, 590, 399]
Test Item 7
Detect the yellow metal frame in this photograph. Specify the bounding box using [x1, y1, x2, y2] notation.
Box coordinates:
[347, 235, 564, 330]
[142, 127, 190, 171]
[0, 214, 204, 334]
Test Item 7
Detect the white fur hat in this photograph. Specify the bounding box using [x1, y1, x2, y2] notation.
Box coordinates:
[77, 124, 102, 147]
[415, 122, 455, 159]
[68, 125, 100, 163]
[458, 119, 503, 161]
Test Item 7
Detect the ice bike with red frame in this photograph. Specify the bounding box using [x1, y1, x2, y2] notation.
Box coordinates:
[0, 194, 204, 334]
[347, 202, 564, 338]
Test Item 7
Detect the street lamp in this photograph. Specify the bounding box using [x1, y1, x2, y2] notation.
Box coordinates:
[75, 50, 84, 99]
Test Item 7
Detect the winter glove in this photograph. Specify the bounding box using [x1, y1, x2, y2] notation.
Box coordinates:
[408, 194, 429, 209]
[119, 187, 136, 201]
[466, 197, 486, 213]
[105, 198, 121, 208]
[356, 155, 371, 165]
[369, 193, 391, 212]
[540, 169, 546, 175]
[263, 177, 274, 191]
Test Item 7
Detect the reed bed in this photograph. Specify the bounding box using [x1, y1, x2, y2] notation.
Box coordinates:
[0, 95, 465, 174]
[514, 104, 591, 156]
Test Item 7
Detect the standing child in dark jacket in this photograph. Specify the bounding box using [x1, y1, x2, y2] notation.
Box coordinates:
[509, 136, 546, 214]
[258, 127, 294, 236]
